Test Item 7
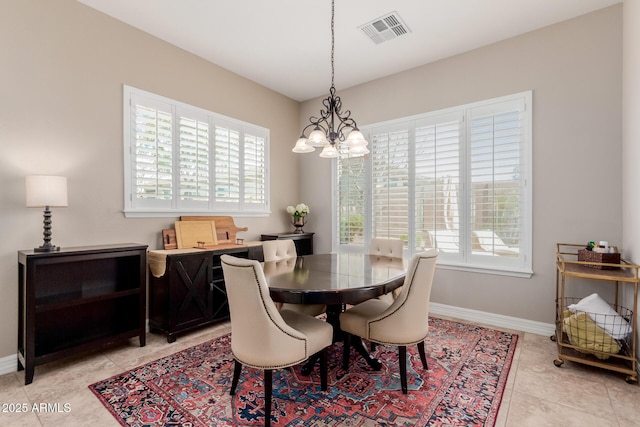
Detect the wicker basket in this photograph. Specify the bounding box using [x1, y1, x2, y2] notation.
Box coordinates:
[577, 249, 620, 269]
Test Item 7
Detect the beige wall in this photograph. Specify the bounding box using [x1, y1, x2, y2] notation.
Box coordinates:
[299, 5, 623, 324]
[622, 0, 640, 359]
[0, 0, 301, 359]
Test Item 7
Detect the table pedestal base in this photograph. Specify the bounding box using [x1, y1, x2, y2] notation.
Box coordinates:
[300, 303, 381, 375]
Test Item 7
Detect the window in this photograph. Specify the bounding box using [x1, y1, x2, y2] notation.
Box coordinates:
[123, 86, 269, 217]
[335, 91, 532, 276]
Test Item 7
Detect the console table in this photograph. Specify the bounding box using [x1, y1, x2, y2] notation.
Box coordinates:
[18, 243, 148, 384]
[260, 232, 314, 256]
[148, 244, 259, 342]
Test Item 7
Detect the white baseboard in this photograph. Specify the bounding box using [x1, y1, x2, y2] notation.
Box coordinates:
[0, 353, 17, 377]
[429, 302, 556, 336]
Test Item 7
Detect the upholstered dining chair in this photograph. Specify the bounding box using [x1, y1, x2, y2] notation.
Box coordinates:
[339, 249, 438, 394]
[262, 239, 326, 317]
[369, 237, 404, 258]
[369, 237, 405, 304]
[262, 239, 297, 262]
[221, 255, 333, 427]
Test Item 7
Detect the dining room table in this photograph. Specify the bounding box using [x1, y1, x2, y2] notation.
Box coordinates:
[262, 252, 407, 373]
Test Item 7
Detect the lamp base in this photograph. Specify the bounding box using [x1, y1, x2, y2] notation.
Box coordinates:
[34, 244, 61, 253]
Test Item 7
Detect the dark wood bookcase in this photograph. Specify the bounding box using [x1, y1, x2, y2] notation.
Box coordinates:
[17, 243, 148, 385]
[148, 246, 250, 342]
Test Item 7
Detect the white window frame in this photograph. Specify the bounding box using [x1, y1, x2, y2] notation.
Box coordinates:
[333, 91, 532, 277]
[123, 85, 270, 218]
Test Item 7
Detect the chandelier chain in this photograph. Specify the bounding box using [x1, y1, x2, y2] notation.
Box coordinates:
[331, 0, 335, 89]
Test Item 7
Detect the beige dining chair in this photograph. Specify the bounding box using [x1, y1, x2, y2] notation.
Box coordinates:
[262, 239, 297, 261]
[262, 239, 326, 317]
[221, 255, 333, 427]
[339, 249, 438, 394]
[369, 237, 405, 304]
[369, 237, 404, 258]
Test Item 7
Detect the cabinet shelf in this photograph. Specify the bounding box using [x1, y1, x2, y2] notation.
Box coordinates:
[35, 287, 141, 312]
[18, 244, 147, 384]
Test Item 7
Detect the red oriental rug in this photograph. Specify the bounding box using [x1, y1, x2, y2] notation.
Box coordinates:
[89, 317, 517, 426]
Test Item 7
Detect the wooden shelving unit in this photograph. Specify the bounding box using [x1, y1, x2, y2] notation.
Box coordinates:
[18, 244, 148, 385]
[553, 243, 638, 383]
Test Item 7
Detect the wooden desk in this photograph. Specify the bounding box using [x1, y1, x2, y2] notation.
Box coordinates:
[263, 253, 406, 371]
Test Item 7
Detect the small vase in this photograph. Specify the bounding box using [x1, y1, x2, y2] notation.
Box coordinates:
[292, 215, 305, 233]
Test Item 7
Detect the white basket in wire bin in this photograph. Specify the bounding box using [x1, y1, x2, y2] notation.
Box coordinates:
[562, 293, 633, 359]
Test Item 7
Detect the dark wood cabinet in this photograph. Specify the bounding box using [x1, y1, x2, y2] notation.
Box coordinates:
[149, 246, 250, 342]
[18, 243, 148, 385]
[260, 232, 314, 256]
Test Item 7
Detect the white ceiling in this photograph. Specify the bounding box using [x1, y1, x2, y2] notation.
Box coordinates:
[79, 0, 621, 102]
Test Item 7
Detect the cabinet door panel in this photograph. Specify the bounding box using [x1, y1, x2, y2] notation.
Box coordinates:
[169, 254, 212, 328]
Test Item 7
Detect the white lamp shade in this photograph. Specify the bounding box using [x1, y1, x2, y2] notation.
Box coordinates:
[292, 137, 315, 153]
[308, 129, 328, 147]
[26, 175, 68, 207]
[319, 144, 339, 158]
[345, 130, 367, 147]
[349, 145, 370, 156]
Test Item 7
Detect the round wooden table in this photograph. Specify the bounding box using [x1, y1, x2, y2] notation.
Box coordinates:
[263, 253, 407, 372]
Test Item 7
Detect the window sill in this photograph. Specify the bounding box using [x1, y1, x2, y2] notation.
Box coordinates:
[123, 209, 271, 218]
[436, 262, 533, 278]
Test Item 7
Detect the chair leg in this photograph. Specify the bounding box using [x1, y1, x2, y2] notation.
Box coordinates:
[370, 342, 377, 352]
[399, 345, 407, 394]
[319, 349, 328, 391]
[342, 333, 351, 371]
[264, 369, 272, 427]
[230, 360, 242, 395]
[417, 340, 428, 370]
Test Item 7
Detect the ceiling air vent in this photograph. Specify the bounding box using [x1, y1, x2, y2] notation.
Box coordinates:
[359, 11, 410, 45]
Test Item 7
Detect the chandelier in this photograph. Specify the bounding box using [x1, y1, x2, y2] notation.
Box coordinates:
[292, 0, 369, 158]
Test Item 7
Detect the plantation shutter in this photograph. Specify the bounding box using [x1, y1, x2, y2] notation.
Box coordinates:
[132, 99, 173, 208]
[243, 131, 267, 209]
[178, 113, 210, 207]
[370, 126, 410, 241]
[337, 151, 367, 246]
[334, 91, 531, 275]
[214, 124, 241, 208]
[468, 98, 525, 259]
[414, 113, 462, 256]
[124, 86, 270, 216]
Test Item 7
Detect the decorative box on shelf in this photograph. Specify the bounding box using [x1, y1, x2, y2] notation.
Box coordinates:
[577, 249, 621, 269]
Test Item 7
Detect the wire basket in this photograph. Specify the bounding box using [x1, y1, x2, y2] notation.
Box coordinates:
[561, 297, 633, 359]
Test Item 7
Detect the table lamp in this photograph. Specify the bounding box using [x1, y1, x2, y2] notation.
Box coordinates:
[26, 175, 68, 252]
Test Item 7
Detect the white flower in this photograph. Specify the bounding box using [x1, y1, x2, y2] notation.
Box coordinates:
[286, 203, 310, 217]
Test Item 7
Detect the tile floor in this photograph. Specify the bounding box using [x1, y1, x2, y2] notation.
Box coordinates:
[0, 317, 639, 426]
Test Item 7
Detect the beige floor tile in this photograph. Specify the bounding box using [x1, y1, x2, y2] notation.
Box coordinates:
[605, 378, 640, 426]
[506, 390, 619, 427]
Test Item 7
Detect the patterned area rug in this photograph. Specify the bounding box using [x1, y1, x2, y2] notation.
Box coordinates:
[90, 318, 517, 426]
